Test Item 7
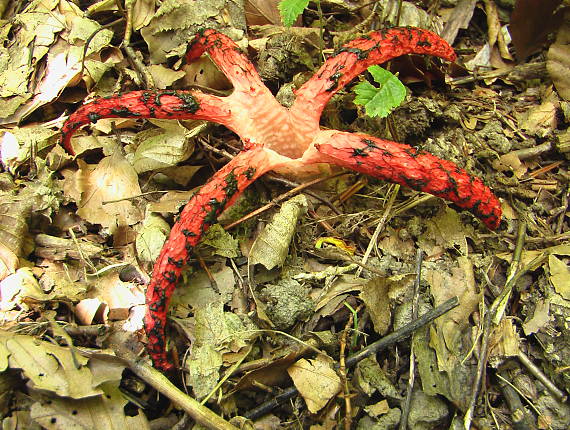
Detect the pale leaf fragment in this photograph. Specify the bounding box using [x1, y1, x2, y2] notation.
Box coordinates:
[76, 152, 143, 230]
[549, 254, 570, 299]
[1, 331, 100, 399]
[547, 10, 570, 101]
[287, 354, 341, 413]
[30, 384, 149, 429]
[136, 213, 170, 264]
[250, 194, 308, 270]
[522, 298, 551, 335]
[489, 318, 521, 363]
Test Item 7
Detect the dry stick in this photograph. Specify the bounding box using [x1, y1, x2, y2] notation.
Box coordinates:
[117, 351, 239, 430]
[223, 172, 349, 230]
[517, 350, 567, 402]
[399, 249, 424, 430]
[555, 185, 569, 235]
[496, 372, 535, 430]
[339, 303, 363, 430]
[464, 220, 550, 429]
[355, 184, 400, 278]
[244, 296, 460, 420]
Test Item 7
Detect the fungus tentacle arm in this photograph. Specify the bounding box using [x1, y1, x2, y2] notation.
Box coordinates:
[144, 146, 279, 370]
[304, 131, 501, 230]
[186, 29, 267, 96]
[291, 27, 456, 126]
[60, 90, 232, 155]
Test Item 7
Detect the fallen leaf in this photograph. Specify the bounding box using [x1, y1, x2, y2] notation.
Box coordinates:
[76, 151, 143, 231]
[547, 10, 570, 101]
[549, 254, 570, 299]
[510, 0, 563, 61]
[250, 194, 308, 270]
[522, 298, 551, 335]
[30, 384, 148, 429]
[287, 354, 341, 413]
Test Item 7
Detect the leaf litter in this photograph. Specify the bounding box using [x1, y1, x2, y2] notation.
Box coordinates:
[0, 0, 569, 428]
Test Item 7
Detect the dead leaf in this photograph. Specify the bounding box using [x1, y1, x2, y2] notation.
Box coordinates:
[76, 151, 143, 231]
[250, 194, 308, 270]
[245, 0, 282, 26]
[489, 318, 521, 362]
[547, 10, 570, 101]
[135, 213, 170, 264]
[441, 0, 477, 45]
[510, 0, 563, 62]
[518, 101, 558, 137]
[147, 64, 185, 89]
[132, 122, 204, 173]
[360, 275, 414, 336]
[287, 354, 341, 413]
[132, 0, 156, 30]
[549, 254, 570, 299]
[522, 298, 551, 335]
[2, 331, 101, 398]
[418, 207, 472, 257]
[0, 198, 31, 280]
[30, 384, 149, 429]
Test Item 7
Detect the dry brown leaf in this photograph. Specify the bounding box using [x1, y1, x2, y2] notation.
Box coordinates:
[287, 354, 341, 413]
[510, 0, 563, 61]
[518, 101, 558, 137]
[547, 10, 570, 101]
[76, 151, 143, 230]
[245, 0, 282, 26]
[360, 275, 414, 336]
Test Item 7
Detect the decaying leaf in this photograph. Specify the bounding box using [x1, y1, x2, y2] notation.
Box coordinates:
[0, 0, 113, 123]
[30, 383, 148, 429]
[250, 194, 308, 270]
[0, 198, 32, 280]
[185, 301, 256, 399]
[360, 274, 415, 336]
[201, 224, 239, 258]
[75, 151, 143, 231]
[287, 354, 341, 413]
[136, 213, 171, 264]
[132, 121, 204, 173]
[510, 0, 563, 61]
[549, 254, 570, 299]
[1, 330, 100, 398]
[547, 10, 570, 101]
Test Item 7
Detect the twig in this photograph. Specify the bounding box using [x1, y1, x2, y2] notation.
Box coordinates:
[464, 220, 527, 428]
[223, 172, 348, 230]
[464, 220, 550, 429]
[496, 372, 535, 430]
[399, 249, 424, 430]
[517, 350, 567, 402]
[356, 184, 400, 277]
[339, 303, 362, 430]
[244, 296, 460, 420]
[115, 351, 238, 430]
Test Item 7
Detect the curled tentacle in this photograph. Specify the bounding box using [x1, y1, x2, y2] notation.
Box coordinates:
[185, 29, 268, 95]
[60, 90, 231, 155]
[291, 27, 456, 127]
[144, 146, 281, 370]
[303, 130, 501, 230]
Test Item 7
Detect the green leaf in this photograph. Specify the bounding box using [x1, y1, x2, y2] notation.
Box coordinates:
[353, 65, 407, 118]
[279, 0, 309, 27]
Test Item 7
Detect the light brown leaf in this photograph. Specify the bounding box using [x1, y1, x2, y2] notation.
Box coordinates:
[287, 354, 341, 413]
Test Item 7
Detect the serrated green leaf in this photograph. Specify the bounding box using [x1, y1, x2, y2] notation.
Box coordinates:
[279, 0, 309, 27]
[353, 65, 406, 118]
